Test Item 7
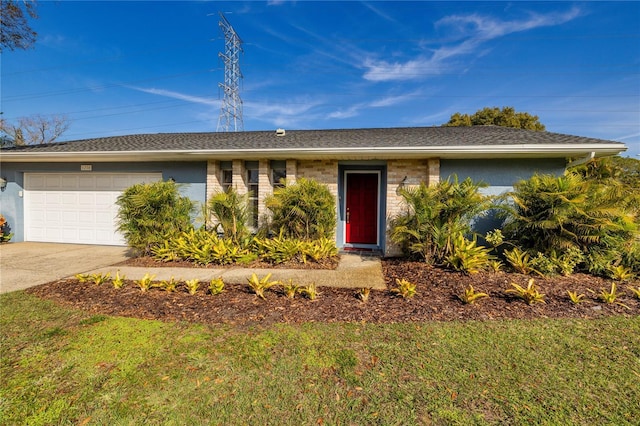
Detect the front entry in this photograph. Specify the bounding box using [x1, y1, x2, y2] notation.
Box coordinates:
[345, 172, 379, 245]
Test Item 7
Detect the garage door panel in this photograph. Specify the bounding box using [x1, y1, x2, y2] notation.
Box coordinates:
[60, 175, 79, 189]
[61, 210, 80, 223]
[25, 173, 162, 245]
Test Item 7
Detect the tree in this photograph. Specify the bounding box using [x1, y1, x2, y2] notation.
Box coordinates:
[443, 106, 545, 131]
[0, 114, 70, 146]
[1, 0, 38, 51]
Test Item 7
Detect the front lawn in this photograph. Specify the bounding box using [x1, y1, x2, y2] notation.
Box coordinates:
[1, 291, 638, 425]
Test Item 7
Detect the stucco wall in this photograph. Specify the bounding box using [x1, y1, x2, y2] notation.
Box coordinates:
[440, 158, 566, 186]
[440, 158, 567, 236]
[0, 161, 207, 242]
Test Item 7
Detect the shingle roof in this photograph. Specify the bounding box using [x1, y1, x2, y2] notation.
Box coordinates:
[0, 126, 626, 160]
[0, 126, 626, 162]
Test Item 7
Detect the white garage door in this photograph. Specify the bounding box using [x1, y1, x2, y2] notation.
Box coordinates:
[24, 173, 162, 245]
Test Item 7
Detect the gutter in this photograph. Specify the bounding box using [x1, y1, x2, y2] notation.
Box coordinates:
[566, 151, 595, 168]
[0, 144, 627, 163]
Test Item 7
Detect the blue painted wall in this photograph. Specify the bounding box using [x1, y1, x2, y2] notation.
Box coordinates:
[440, 158, 566, 186]
[440, 158, 567, 236]
[0, 161, 207, 242]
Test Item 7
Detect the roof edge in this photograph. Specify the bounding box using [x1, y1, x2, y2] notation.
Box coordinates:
[0, 143, 626, 163]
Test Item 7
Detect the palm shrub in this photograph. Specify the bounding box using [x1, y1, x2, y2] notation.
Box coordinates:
[264, 178, 336, 240]
[116, 180, 195, 255]
[390, 176, 492, 265]
[208, 187, 252, 243]
[503, 172, 639, 274]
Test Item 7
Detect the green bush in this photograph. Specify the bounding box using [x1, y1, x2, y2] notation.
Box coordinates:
[390, 176, 492, 265]
[264, 178, 336, 240]
[116, 180, 195, 255]
[503, 172, 639, 273]
[151, 228, 255, 265]
[445, 234, 493, 274]
[208, 187, 252, 243]
[255, 234, 338, 264]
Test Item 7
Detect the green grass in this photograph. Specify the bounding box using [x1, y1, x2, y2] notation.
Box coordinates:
[1, 291, 639, 425]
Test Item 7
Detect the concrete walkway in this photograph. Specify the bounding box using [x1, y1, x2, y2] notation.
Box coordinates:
[0, 242, 386, 293]
[88, 252, 386, 290]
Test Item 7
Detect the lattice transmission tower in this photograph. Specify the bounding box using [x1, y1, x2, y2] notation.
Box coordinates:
[216, 12, 244, 132]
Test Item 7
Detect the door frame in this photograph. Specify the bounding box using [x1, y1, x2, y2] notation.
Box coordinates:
[337, 163, 387, 253]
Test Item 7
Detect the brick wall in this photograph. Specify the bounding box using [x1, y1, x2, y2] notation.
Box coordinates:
[297, 160, 339, 199]
[258, 159, 271, 225]
[206, 160, 222, 200]
[384, 158, 440, 256]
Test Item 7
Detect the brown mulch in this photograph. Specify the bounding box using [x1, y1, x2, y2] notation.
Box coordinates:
[26, 258, 639, 326]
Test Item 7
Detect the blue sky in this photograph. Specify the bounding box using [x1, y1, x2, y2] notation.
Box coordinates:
[3, 1, 639, 157]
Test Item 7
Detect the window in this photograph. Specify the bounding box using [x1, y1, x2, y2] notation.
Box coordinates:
[220, 161, 232, 192]
[271, 160, 286, 188]
[246, 161, 259, 227]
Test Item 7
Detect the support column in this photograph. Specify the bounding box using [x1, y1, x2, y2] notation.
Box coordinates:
[232, 160, 247, 194]
[286, 159, 297, 185]
[258, 159, 271, 227]
[427, 158, 440, 187]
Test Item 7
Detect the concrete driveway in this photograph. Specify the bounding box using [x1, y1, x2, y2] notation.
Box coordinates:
[0, 242, 132, 293]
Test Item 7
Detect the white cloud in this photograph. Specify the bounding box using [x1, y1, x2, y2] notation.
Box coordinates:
[327, 104, 364, 120]
[128, 86, 217, 106]
[369, 91, 420, 108]
[362, 7, 583, 82]
[244, 98, 323, 128]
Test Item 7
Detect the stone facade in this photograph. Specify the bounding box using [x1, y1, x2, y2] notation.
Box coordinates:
[205, 158, 440, 256]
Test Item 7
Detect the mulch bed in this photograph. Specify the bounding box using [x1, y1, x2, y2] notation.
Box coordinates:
[26, 258, 639, 327]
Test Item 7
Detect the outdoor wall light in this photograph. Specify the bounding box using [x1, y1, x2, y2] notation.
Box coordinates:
[0, 177, 7, 191]
[396, 176, 408, 195]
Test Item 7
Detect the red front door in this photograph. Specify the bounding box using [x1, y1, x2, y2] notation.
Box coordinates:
[345, 173, 378, 244]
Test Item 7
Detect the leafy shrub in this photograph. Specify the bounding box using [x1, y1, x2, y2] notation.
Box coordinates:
[567, 290, 586, 304]
[160, 277, 179, 292]
[116, 180, 195, 256]
[591, 283, 629, 308]
[503, 247, 536, 275]
[209, 278, 225, 295]
[255, 234, 338, 264]
[529, 252, 557, 276]
[89, 272, 111, 285]
[299, 283, 321, 300]
[391, 278, 417, 299]
[184, 279, 200, 295]
[357, 287, 371, 303]
[112, 271, 126, 289]
[247, 273, 278, 300]
[459, 285, 489, 304]
[505, 278, 545, 305]
[0, 214, 13, 242]
[208, 187, 252, 243]
[264, 178, 336, 240]
[390, 176, 492, 265]
[445, 234, 493, 274]
[256, 233, 304, 264]
[281, 280, 300, 299]
[135, 273, 156, 292]
[607, 265, 635, 281]
[503, 172, 638, 274]
[151, 228, 255, 265]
